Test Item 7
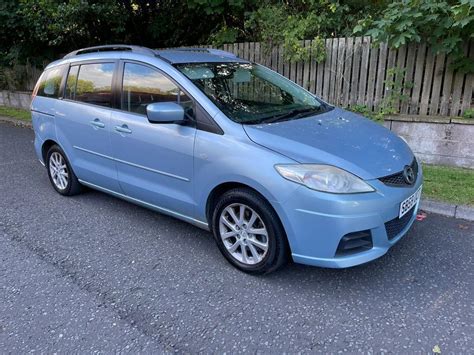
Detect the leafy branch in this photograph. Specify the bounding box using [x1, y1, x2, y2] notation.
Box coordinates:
[354, 0, 474, 73]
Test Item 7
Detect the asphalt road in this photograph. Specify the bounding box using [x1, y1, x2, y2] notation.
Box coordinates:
[0, 122, 473, 353]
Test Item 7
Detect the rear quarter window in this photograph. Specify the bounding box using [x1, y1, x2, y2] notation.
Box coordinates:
[35, 65, 66, 98]
[66, 62, 115, 107]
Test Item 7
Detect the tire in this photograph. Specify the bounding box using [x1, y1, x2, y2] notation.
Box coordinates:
[211, 188, 288, 274]
[46, 145, 83, 196]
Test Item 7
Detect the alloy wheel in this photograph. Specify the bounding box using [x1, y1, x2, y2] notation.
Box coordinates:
[219, 203, 269, 265]
[49, 152, 69, 190]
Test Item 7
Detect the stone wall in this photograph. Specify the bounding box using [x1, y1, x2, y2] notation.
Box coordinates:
[384, 116, 474, 169]
[0, 91, 32, 110]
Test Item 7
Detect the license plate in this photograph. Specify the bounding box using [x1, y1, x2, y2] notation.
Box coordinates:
[399, 185, 422, 218]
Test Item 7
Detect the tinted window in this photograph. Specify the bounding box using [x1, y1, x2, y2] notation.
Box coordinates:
[122, 63, 191, 115]
[73, 63, 115, 107]
[36, 66, 65, 98]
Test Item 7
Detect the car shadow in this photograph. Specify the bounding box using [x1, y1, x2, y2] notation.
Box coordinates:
[74, 188, 471, 299]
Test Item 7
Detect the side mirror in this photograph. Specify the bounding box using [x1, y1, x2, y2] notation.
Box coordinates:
[146, 102, 184, 124]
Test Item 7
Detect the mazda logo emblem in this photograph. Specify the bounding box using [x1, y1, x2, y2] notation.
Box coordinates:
[403, 165, 415, 184]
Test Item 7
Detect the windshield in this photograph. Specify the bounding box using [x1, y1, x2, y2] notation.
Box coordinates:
[175, 62, 329, 124]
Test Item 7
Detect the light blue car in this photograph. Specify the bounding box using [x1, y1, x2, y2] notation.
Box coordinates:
[31, 45, 423, 274]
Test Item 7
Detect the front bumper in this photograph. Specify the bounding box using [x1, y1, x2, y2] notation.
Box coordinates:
[272, 171, 423, 268]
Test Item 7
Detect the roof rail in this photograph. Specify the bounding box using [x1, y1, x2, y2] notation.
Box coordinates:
[63, 44, 156, 59]
[172, 47, 238, 58]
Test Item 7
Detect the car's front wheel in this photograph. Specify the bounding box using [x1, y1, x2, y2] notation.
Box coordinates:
[212, 188, 288, 274]
[46, 145, 82, 196]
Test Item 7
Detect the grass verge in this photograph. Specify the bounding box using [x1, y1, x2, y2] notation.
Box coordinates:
[0, 105, 31, 121]
[422, 164, 474, 206]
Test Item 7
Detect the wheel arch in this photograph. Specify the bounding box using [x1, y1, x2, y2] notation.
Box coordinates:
[206, 182, 251, 224]
[205, 181, 286, 237]
[41, 139, 60, 163]
[205, 181, 293, 264]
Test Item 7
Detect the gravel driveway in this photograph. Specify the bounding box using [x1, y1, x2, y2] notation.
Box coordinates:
[0, 122, 473, 353]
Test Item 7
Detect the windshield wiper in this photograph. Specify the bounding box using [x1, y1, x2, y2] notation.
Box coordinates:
[259, 106, 323, 124]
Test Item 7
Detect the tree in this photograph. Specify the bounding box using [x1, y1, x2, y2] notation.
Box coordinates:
[0, 0, 247, 66]
[1, 0, 473, 89]
[243, 1, 386, 62]
[354, 0, 474, 72]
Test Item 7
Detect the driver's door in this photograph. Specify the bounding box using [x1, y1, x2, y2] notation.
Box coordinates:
[110, 61, 196, 217]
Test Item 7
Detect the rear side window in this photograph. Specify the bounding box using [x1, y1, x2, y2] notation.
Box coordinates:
[122, 63, 190, 115]
[65, 65, 79, 100]
[36, 66, 66, 98]
[66, 63, 115, 107]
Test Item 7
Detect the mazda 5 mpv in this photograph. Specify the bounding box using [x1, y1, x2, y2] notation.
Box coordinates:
[31, 45, 423, 274]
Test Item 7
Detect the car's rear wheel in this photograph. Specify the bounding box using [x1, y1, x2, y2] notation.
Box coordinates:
[46, 145, 82, 196]
[212, 188, 288, 274]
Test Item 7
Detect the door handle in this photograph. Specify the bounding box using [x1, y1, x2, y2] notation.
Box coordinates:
[90, 118, 105, 129]
[115, 124, 132, 134]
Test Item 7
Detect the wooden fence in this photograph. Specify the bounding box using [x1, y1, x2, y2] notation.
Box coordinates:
[220, 37, 473, 117]
[8, 37, 474, 117]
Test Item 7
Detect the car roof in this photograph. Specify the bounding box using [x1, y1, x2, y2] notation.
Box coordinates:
[47, 45, 246, 67]
[155, 49, 248, 64]
[45, 45, 250, 70]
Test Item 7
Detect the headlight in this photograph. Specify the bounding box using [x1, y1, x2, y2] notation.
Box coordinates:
[275, 164, 375, 194]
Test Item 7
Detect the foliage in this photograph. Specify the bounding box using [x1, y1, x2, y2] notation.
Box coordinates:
[210, 26, 241, 47]
[0, 0, 380, 89]
[354, 0, 474, 72]
[381, 67, 414, 115]
[0, 0, 250, 89]
[1, 0, 127, 67]
[0, 0, 248, 67]
[348, 104, 383, 122]
[187, 0, 249, 46]
[244, 1, 381, 62]
[187, 0, 245, 15]
[0, 64, 31, 91]
[1, 0, 473, 89]
[348, 67, 414, 122]
[463, 108, 474, 118]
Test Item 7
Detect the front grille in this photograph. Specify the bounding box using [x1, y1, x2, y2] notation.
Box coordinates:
[379, 158, 418, 187]
[336, 230, 373, 256]
[385, 206, 415, 240]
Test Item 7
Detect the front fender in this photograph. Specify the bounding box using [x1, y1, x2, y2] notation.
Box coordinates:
[193, 129, 299, 222]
